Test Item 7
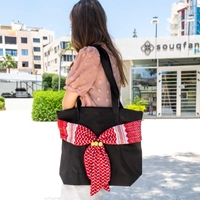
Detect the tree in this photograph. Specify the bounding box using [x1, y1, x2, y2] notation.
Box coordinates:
[58, 41, 75, 91]
[2, 54, 17, 73]
[65, 40, 74, 70]
[133, 29, 137, 38]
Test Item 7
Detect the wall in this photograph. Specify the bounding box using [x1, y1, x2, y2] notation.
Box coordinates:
[114, 35, 200, 60]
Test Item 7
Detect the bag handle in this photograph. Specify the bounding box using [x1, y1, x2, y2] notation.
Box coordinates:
[76, 45, 122, 120]
[92, 45, 122, 116]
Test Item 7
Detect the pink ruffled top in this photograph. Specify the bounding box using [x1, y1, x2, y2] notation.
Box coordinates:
[65, 46, 121, 107]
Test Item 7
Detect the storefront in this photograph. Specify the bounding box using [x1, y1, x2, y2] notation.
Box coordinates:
[115, 35, 200, 118]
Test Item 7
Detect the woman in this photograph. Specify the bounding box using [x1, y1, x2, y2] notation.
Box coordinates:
[60, 0, 127, 199]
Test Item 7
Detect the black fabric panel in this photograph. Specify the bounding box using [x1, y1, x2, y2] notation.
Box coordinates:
[60, 140, 142, 186]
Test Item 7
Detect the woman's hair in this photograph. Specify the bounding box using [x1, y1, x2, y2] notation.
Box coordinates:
[70, 0, 127, 86]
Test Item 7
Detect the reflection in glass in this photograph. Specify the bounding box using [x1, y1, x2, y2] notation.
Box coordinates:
[132, 68, 157, 117]
[181, 71, 196, 116]
[161, 71, 177, 116]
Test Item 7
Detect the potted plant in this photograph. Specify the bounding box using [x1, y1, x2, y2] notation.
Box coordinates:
[125, 96, 148, 112]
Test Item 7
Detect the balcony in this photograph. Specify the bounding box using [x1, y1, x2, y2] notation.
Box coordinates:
[167, 17, 178, 25]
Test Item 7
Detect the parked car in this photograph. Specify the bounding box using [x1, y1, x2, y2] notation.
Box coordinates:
[15, 88, 32, 98]
[1, 92, 14, 98]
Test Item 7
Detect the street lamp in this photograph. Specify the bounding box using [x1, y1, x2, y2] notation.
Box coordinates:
[151, 16, 159, 59]
[58, 53, 62, 91]
[151, 17, 159, 116]
[151, 16, 159, 37]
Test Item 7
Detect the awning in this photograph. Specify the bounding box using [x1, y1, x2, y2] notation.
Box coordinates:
[0, 73, 42, 82]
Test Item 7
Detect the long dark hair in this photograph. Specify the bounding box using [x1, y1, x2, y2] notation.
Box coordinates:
[70, 0, 127, 86]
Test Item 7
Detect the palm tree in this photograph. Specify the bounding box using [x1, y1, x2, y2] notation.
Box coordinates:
[65, 41, 74, 70]
[2, 54, 17, 73]
[65, 41, 73, 55]
[58, 41, 74, 91]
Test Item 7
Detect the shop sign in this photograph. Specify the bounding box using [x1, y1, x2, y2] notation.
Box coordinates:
[141, 40, 200, 56]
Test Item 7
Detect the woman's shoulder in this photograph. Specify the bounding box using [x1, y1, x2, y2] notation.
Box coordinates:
[78, 46, 100, 56]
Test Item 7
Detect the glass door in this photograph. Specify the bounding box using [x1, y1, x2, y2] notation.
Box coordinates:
[180, 71, 197, 116]
[158, 69, 198, 117]
[161, 71, 177, 116]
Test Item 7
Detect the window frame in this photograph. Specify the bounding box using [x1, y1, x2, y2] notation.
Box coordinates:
[21, 49, 28, 56]
[5, 36, 17, 44]
[21, 37, 27, 43]
[33, 47, 41, 52]
[34, 64, 41, 69]
[34, 55, 41, 61]
[5, 49, 17, 56]
[33, 38, 40, 43]
[22, 61, 29, 67]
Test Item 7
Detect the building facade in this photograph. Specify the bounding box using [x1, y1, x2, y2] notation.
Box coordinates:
[168, 0, 200, 36]
[43, 36, 75, 76]
[0, 21, 54, 75]
[115, 35, 200, 118]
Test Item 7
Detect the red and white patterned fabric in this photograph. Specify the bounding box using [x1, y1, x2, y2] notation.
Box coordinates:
[57, 120, 142, 196]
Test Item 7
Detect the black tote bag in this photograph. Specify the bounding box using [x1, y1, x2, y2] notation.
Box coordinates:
[57, 45, 143, 188]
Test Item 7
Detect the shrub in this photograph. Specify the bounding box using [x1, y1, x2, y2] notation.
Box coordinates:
[0, 96, 5, 110]
[32, 90, 65, 121]
[125, 96, 148, 112]
[125, 104, 146, 112]
[42, 73, 54, 90]
[52, 74, 66, 91]
[42, 73, 66, 91]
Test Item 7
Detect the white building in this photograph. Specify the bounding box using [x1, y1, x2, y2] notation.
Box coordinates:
[0, 21, 55, 75]
[114, 35, 200, 118]
[167, 0, 200, 36]
[43, 36, 75, 76]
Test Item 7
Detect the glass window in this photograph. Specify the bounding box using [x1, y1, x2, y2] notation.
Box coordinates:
[132, 68, 157, 116]
[34, 64, 41, 69]
[34, 55, 41, 60]
[21, 49, 28, 56]
[133, 59, 157, 68]
[5, 49, 17, 56]
[22, 61, 29, 67]
[33, 38, 40, 43]
[43, 36, 48, 40]
[21, 37, 27, 43]
[0, 49, 3, 56]
[33, 47, 41, 52]
[60, 41, 68, 49]
[62, 54, 73, 62]
[5, 36, 17, 44]
[0, 36, 2, 43]
[159, 58, 200, 66]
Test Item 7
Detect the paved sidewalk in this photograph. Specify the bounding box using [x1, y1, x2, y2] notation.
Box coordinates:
[0, 99, 200, 200]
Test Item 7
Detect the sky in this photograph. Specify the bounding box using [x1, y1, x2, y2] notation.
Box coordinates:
[0, 0, 177, 39]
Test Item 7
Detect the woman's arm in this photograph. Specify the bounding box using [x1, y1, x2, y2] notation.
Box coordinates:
[62, 89, 79, 109]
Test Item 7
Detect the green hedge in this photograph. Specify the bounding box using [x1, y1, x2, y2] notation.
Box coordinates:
[42, 73, 66, 91]
[0, 96, 5, 110]
[32, 90, 65, 121]
[52, 74, 66, 91]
